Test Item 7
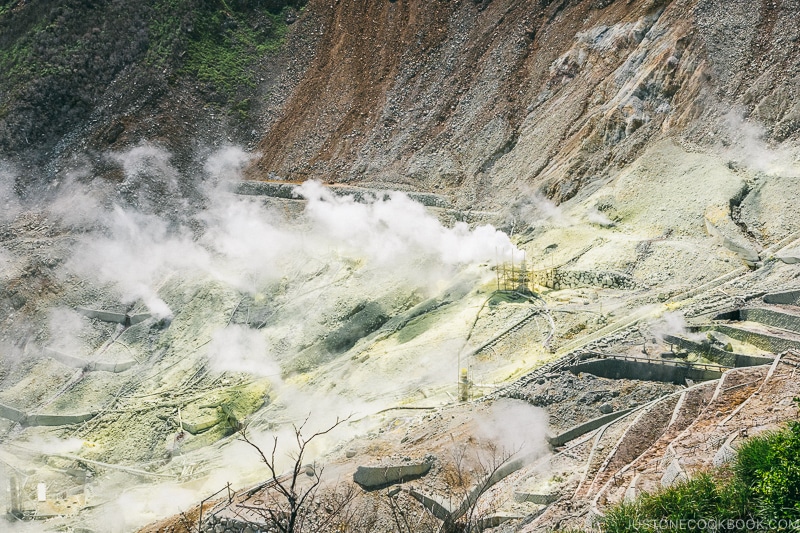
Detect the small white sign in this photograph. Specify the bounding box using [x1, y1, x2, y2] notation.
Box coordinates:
[37, 483, 46, 502]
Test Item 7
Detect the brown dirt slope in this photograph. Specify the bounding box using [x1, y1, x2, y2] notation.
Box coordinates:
[249, 0, 800, 209]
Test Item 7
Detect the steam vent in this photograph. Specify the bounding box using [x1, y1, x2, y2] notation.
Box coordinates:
[2, 0, 800, 531]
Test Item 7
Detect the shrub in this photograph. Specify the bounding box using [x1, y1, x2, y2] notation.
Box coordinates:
[0, 0, 298, 152]
[736, 421, 800, 520]
[601, 404, 800, 532]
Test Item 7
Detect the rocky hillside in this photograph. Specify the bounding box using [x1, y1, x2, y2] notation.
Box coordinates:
[248, 0, 800, 209]
[3, 0, 800, 208]
[1, 1, 800, 532]
[0, 0, 306, 182]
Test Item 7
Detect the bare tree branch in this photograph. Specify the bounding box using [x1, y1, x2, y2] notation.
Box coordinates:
[237, 414, 352, 533]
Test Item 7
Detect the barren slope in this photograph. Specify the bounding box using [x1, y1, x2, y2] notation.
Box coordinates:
[249, 0, 800, 211]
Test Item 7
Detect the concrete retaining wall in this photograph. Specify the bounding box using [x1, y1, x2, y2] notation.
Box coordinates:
[412, 452, 536, 523]
[569, 358, 721, 385]
[76, 307, 151, 326]
[740, 308, 800, 334]
[532, 269, 636, 291]
[44, 348, 136, 373]
[234, 181, 452, 208]
[713, 443, 737, 467]
[662, 334, 773, 368]
[514, 492, 558, 505]
[763, 289, 800, 306]
[44, 348, 88, 369]
[711, 349, 771, 369]
[548, 408, 635, 447]
[353, 462, 431, 489]
[713, 310, 740, 321]
[451, 453, 536, 520]
[661, 458, 686, 487]
[0, 401, 96, 426]
[0, 403, 26, 423]
[409, 488, 453, 521]
[704, 219, 761, 265]
[91, 360, 137, 372]
[182, 416, 222, 435]
[709, 324, 800, 353]
[76, 307, 128, 324]
[128, 313, 151, 325]
[24, 412, 96, 426]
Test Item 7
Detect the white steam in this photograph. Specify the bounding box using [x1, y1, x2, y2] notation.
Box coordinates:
[110, 143, 184, 212]
[0, 244, 13, 273]
[110, 483, 201, 532]
[66, 206, 210, 318]
[62, 144, 518, 317]
[505, 187, 572, 232]
[2, 144, 525, 530]
[472, 399, 549, 457]
[110, 144, 178, 181]
[723, 112, 800, 176]
[649, 311, 704, 342]
[649, 311, 687, 341]
[295, 181, 517, 266]
[21, 435, 85, 455]
[0, 161, 22, 223]
[48, 170, 111, 229]
[199, 193, 298, 293]
[46, 307, 93, 354]
[203, 144, 256, 187]
[207, 324, 280, 377]
[586, 206, 615, 227]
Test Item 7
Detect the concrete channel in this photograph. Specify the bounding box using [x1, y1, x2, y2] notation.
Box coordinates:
[234, 180, 453, 209]
[0, 403, 96, 426]
[568, 353, 725, 385]
[763, 289, 800, 306]
[662, 334, 773, 368]
[44, 348, 136, 373]
[353, 462, 432, 490]
[76, 307, 151, 326]
[547, 408, 636, 447]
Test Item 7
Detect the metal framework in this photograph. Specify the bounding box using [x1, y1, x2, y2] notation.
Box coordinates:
[496, 250, 534, 294]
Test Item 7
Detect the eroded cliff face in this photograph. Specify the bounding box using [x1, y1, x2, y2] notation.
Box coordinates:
[2, 3, 800, 532]
[248, 0, 800, 209]
[1, 0, 797, 211]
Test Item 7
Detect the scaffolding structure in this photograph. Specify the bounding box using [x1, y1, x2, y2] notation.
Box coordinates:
[496, 250, 534, 294]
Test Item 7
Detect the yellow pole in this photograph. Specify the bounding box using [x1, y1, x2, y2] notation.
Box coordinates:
[459, 368, 470, 402]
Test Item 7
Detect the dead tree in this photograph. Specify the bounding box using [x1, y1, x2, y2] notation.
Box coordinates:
[445, 443, 518, 533]
[411, 442, 521, 533]
[238, 415, 352, 533]
[385, 488, 441, 533]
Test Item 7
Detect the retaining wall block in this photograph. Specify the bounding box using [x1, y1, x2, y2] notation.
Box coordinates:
[353, 462, 432, 489]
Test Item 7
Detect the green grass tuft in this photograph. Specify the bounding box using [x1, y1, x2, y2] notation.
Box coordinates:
[0, 0, 301, 148]
[601, 401, 800, 532]
[179, 4, 289, 99]
[736, 421, 800, 520]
